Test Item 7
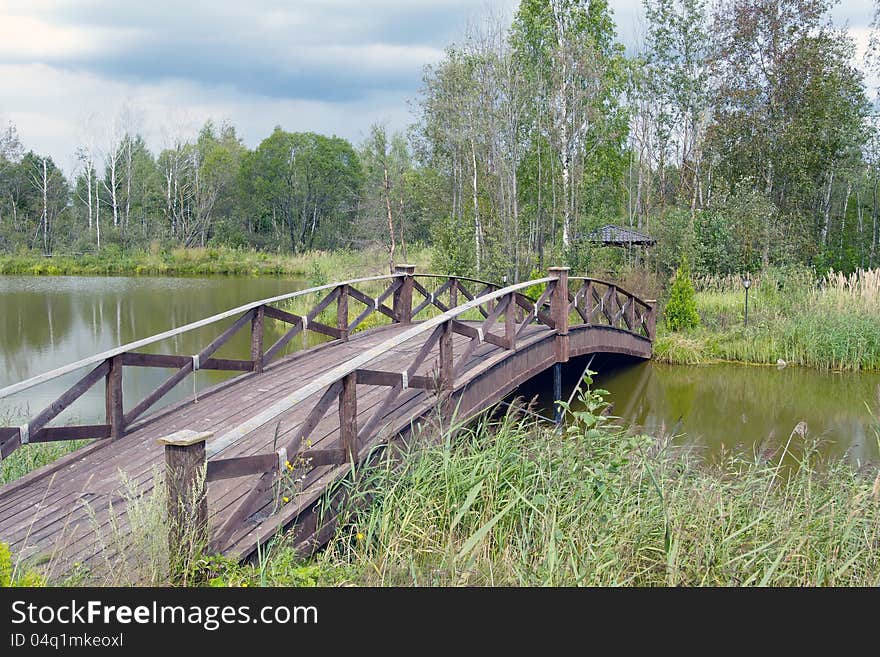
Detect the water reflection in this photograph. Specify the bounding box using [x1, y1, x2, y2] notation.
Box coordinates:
[0, 276, 311, 426]
[524, 359, 880, 465]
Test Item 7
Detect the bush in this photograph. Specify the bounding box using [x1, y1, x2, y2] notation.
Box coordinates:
[665, 257, 700, 332]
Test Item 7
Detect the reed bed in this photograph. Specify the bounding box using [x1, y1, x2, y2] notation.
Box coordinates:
[661, 267, 880, 371]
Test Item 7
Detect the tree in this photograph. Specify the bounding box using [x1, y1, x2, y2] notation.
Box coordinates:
[665, 256, 700, 331]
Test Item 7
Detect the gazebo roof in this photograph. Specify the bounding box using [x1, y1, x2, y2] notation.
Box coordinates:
[584, 224, 656, 247]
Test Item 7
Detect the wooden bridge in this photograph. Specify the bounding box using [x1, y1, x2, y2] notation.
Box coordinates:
[0, 267, 655, 583]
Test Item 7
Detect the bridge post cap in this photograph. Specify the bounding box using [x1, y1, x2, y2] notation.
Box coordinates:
[548, 266, 571, 273]
[157, 429, 214, 447]
[393, 264, 416, 272]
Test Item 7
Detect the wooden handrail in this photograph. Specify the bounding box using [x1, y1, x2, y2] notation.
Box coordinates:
[0, 273, 402, 400]
[205, 277, 553, 459]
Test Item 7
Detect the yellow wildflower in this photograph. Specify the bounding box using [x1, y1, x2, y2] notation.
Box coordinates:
[356, 532, 365, 541]
[283, 496, 289, 503]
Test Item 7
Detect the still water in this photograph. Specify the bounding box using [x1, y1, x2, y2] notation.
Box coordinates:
[525, 358, 880, 465]
[1, 275, 878, 465]
[0, 275, 311, 426]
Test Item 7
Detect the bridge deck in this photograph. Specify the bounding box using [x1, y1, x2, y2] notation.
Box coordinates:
[0, 321, 552, 583]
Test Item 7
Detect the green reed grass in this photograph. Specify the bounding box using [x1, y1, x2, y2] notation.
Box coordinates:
[660, 267, 880, 371]
[220, 383, 880, 587]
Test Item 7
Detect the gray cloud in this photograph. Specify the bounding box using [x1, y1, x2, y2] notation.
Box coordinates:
[0, 0, 498, 102]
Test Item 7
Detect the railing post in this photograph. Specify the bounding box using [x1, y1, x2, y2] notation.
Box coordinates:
[158, 429, 211, 585]
[105, 355, 124, 439]
[438, 319, 454, 418]
[504, 293, 515, 349]
[339, 372, 357, 463]
[337, 284, 349, 342]
[449, 276, 458, 308]
[251, 305, 265, 374]
[439, 319, 454, 393]
[645, 299, 657, 340]
[549, 267, 570, 363]
[393, 264, 416, 324]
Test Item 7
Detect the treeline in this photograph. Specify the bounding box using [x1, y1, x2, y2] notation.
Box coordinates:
[0, 120, 442, 269]
[1, 0, 878, 280]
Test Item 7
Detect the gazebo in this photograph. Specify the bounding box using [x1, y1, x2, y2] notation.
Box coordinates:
[585, 224, 656, 247]
[582, 224, 656, 267]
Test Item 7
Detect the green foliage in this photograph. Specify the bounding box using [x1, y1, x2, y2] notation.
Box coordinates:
[287, 388, 880, 586]
[0, 542, 46, 587]
[665, 257, 700, 331]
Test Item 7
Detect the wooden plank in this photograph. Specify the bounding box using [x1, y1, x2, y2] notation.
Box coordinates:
[30, 425, 112, 443]
[347, 285, 399, 322]
[263, 320, 304, 363]
[123, 361, 193, 427]
[121, 353, 253, 371]
[263, 303, 341, 339]
[355, 369, 434, 389]
[197, 309, 255, 362]
[298, 448, 345, 467]
[207, 453, 277, 482]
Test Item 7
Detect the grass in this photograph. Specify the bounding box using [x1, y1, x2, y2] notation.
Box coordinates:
[194, 381, 880, 587]
[657, 267, 880, 371]
[0, 244, 433, 278]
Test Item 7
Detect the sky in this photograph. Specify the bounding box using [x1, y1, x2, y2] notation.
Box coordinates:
[0, 0, 876, 175]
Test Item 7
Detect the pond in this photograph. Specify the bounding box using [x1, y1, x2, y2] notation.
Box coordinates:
[522, 358, 880, 466]
[0, 275, 310, 426]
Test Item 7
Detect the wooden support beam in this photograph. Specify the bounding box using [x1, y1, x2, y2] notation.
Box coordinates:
[121, 353, 253, 371]
[645, 300, 657, 340]
[337, 284, 349, 342]
[504, 293, 516, 349]
[104, 355, 125, 439]
[393, 264, 416, 324]
[31, 424, 112, 443]
[339, 372, 357, 463]
[439, 319, 453, 395]
[355, 369, 434, 389]
[251, 305, 265, 373]
[298, 448, 346, 467]
[206, 453, 277, 482]
[549, 267, 569, 363]
[158, 429, 212, 584]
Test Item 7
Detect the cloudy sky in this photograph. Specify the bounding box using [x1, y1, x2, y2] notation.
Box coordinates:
[0, 0, 876, 174]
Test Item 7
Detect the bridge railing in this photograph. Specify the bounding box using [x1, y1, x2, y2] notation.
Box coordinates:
[0, 265, 655, 556]
[0, 268, 545, 462]
[190, 267, 655, 552]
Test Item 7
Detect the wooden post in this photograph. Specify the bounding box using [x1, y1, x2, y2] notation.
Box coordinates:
[251, 305, 264, 374]
[449, 276, 458, 308]
[393, 264, 416, 324]
[438, 319, 454, 418]
[549, 266, 570, 363]
[439, 320, 454, 394]
[337, 284, 349, 342]
[504, 293, 515, 349]
[645, 300, 657, 340]
[339, 372, 357, 463]
[158, 429, 212, 584]
[105, 355, 124, 439]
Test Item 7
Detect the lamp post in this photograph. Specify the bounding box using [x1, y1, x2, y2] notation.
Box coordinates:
[742, 276, 751, 327]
